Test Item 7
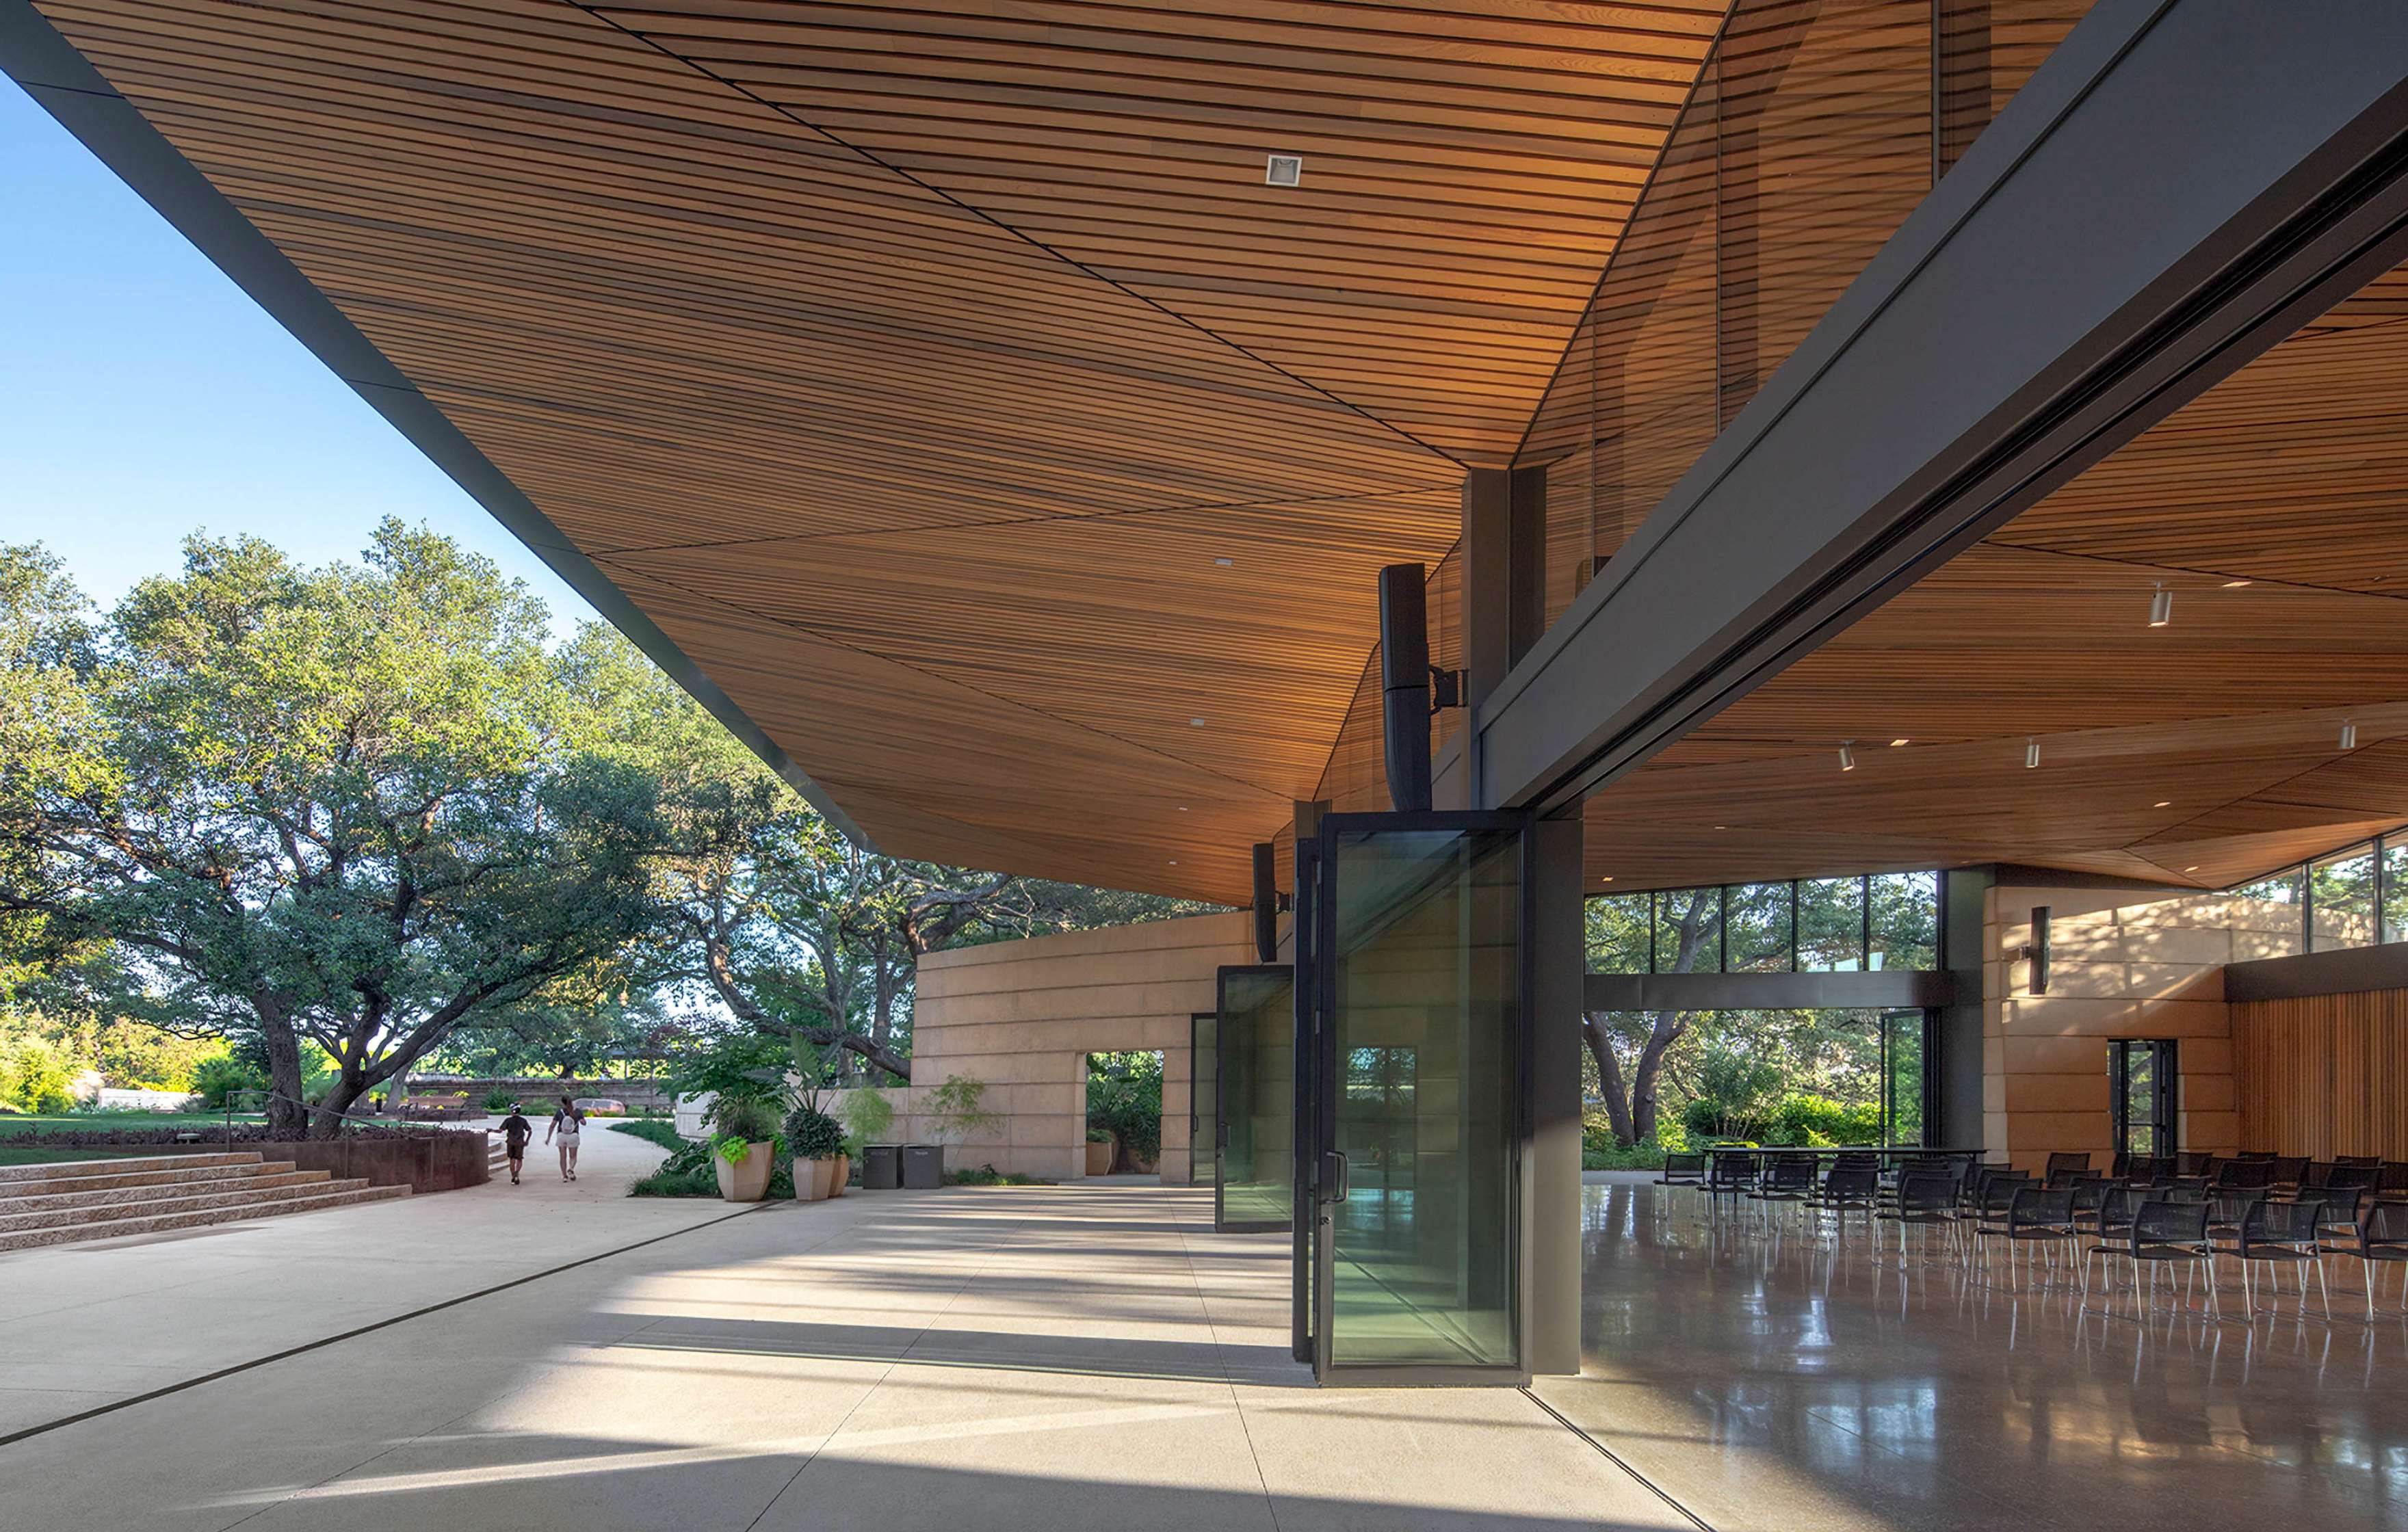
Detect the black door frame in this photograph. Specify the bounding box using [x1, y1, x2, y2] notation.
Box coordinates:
[2110, 1038, 2181, 1159]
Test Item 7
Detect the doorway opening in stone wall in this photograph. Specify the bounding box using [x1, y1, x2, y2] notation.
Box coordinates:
[1087, 1050, 1166, 1180]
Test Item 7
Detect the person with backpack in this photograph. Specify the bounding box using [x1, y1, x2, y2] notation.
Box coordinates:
[547, 1094, 585, 1182]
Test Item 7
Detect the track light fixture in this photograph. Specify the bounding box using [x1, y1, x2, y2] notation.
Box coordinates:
[2148, 582, 2173, 626]
[1838, 740, 1855, 771]
[2026, 737, 2041, 769]
[2341, 719, 2359, 750]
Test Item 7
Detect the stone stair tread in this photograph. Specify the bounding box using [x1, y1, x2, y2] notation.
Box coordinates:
[0, 1183, 411, 1252]
[0, 1174, 367, 1233]
[0, 1151, 265, 1183]
[0, 1159, 304, 1200]
[0, 1167, 328, 1216]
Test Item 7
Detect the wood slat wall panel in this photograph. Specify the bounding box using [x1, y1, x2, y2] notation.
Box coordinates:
[2233, 990, 2408, 1161]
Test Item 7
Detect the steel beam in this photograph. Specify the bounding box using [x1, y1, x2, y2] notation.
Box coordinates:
[1584, 968, 1954, 1013]
[1475, 1, 2408, 814]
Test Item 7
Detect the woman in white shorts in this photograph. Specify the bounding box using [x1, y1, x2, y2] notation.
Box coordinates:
[547, 1095, 585, 1182]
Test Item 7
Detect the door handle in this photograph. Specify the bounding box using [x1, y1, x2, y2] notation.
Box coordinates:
[1320, 1150, 1349, 1204]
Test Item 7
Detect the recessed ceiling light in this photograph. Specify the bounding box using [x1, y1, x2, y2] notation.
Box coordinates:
[1713, 825, 1726, 831]
[1168, 859, 1179, 865]
[1837, 741, 1855, 771]
[2154, 800, 2171, 808]
[1189, 717, 1206, 727]
[1889, 738, 1909, 748]
[1177, 805, 1189, 812]
[2184, 865, 2200, 873]
[1213, 557, 1234, 568]
[2148, 582, 2173, 626]
[2222, 579, 2253, 588]
[1264, 153, 1303, 187]
[1600, 876, 1614, 883]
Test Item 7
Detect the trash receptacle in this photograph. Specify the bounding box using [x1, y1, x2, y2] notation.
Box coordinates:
[902, 1144, 945, 1189]
[862, 1144, 902, 1191]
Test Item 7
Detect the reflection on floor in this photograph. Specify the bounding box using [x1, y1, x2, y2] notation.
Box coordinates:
[1536, 1181, 2408, 1532]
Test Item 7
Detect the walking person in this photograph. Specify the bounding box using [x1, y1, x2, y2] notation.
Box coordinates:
[547, 1094, 585, 1182]
[500, 1104, 532, 1186]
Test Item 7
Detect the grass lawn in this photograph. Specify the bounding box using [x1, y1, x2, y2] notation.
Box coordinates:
[0, 1112, 265, 1137]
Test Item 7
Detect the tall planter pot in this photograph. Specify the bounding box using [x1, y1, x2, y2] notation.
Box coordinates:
[715, 1141, 776, 1203]
[1085, 1139, 1114, 1177]
[799, 1157, 834, 1202]
[828, 1153, 851, 1198]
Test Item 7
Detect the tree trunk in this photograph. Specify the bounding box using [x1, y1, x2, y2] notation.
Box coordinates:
[254, 997, 310, 1138]
[1630, 1012, 1686, 1142]
[1582, 1016, 1637, 1146]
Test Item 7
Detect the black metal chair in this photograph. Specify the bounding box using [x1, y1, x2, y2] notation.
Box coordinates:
[1751, 1154, 1819, 1229]
[1965, 1175, 2037, 1278]
[2084, 1199, 2217, 1317]
[2302, 1184, 2366, 1247]
[2213, 1159, 2275, 1191]
[2264, 1155, 2312, 1193]
[1654, 1152, 1707, 1219]
[1703, 1150, 1757, 1218]
[2332, 1200, 2408, 1318]
[2231, 1200, 2331, 1319]
[2378, 1161, 2408, 1204]
[1995, 1185, 2080, 1289]
[1809, 1164, 1881, 1240]
[2045, 1151, 2093, 1183]
[2174, 1151, 2214, 1178]
[1879, 1169, 1960, 1267]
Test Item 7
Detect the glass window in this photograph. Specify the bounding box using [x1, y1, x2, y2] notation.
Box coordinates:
[2309, 847, 2378, 951]
[2234, 868, 2302, 906]
[1216, 970, 1292, 1230]
[1585, 893, 1652, 974]
[2385, 841, 2408, 943]
[1653, 888, 1724, 973]
[1869, 872, 1938, 970]
[1726, 883, 1794, 971]
[1797, 877, 1866, 971]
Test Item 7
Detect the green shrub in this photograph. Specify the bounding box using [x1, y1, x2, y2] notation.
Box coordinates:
[187, 1055, 268, 1111]
[705, 1092, 781, 1144]
[947, 1163, 1047, 1186]
[783, 1102, 846, 1161]
[1766, 1094, 1881, 1147]
[482, 1087, 517, 1111]
[837, 1088, 893, 1154]
[1084, 1053, 1160, 1165]
[0, 1035, 78, 1115]
[609, 1118, 688, 1153]
[629, 1163, 720, 1197]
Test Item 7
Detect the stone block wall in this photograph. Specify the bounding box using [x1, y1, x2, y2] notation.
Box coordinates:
[867, 911, 1255, 1180]
[1984, 882, 2304, 1171]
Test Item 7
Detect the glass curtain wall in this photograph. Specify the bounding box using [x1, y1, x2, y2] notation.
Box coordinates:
[1590, 873, 1939, 975]
[1188, 1013, 1216, 1188]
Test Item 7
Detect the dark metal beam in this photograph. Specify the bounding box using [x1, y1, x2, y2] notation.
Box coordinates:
[1585, 968, 1954, 1012]
[1476, 1, 2408, 813]
[2224, 942, 2408, 1003]
[0, 1, 874, 847]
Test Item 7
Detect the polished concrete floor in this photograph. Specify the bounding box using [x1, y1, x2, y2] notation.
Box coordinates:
[1535, 1180, 2408, 1532]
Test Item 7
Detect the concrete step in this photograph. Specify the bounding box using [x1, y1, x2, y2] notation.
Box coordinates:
[0, 1182, 411, 1253]
[0, 1172, 352, 1234]
[0, 1157, 296, 1201]
[0, 1151, 264, 1185]
[0, 1165, 330, 1217]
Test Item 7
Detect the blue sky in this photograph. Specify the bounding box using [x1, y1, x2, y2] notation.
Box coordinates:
[0, 78, 597, 635]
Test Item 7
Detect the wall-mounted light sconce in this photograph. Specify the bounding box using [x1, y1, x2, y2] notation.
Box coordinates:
[2021, 905, 2052, 994]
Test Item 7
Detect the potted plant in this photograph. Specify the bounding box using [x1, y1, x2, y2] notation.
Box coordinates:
[1085, 1127, 1114, 1177]
[911, 1074, 1001, 1186]
[707, 1094, 781, 1202]
[784, 1102, 846, 1202]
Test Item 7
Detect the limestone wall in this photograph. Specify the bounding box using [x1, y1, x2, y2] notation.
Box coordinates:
[869, 911, 1255, 1180]
[1984, 883, 2303, 1171]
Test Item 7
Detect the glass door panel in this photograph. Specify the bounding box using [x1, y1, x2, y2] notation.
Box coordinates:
[1215, 966, 1292, 1232]
[1189, 1013, 1216, 1187]
[1313, 813, 1526, 1382]
[1880, 1009, 1926, 1147]
[2111, 1039, 2178, 1159]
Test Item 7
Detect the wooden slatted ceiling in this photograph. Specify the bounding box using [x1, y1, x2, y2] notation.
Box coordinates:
[1580, 258, 2408, 895]
[590, 0, 1729, 463]
[40, 0, 1721, 901]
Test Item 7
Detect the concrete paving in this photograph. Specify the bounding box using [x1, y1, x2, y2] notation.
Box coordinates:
[3, 1167, 1691, 1529]
[0, 1116, 727, 1437]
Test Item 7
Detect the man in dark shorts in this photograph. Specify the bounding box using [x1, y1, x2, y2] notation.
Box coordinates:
[500, 1105, 533, 1185]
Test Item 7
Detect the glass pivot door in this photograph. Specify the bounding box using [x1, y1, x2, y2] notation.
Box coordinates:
[1879, 1008, 1928, 1148]
[1188, 1013, 1216, 1187]
[1214, 966, 1293, 1232]
[1302, 810, 1531, 1385]
[2111, 1039, 2180, 1159]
